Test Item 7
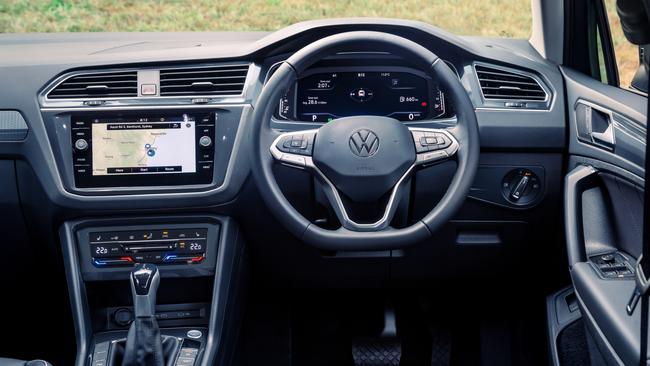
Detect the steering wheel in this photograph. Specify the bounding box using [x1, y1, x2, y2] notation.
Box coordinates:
[251, 31, 480, 251]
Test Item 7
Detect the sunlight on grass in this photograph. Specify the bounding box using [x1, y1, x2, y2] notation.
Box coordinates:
[604, 0, 639, 88]
[0, 0, 640, 88]
[0, 0, 532, 37]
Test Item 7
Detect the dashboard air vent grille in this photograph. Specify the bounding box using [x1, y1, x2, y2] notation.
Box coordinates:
[48, 71, 138, 99]
[159, 64, 249, 96]
[475, 65, 547, 101]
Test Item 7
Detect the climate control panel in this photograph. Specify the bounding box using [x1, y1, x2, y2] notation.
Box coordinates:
[90, 228, 208, 266]
[72, 217, 222, 281]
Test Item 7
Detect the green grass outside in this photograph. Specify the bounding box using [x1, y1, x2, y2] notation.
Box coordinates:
[0, 0, 639, 87]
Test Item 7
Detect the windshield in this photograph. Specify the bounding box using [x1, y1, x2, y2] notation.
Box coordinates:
[0, 0, 531, 37]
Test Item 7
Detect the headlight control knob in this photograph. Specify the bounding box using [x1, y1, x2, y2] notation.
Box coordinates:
[501, 168, 541, 206]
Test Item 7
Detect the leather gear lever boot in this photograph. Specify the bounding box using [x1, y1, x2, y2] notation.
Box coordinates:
[121, 263, 164, 366]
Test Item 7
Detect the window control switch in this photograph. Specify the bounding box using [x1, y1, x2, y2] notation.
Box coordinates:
[589, 252, 635, 279]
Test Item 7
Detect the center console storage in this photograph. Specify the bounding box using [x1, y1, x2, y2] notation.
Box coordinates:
[60, 215, 247, 366]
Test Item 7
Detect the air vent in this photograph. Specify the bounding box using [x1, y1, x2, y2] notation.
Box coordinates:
[48, 71, 138, 99]
[475, 65, 547, 101]
[159, 64, 249, 97]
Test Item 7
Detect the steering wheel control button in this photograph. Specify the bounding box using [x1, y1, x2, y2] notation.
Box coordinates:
[280, 153, 306, 167]
[75, 138, 89, 151]
[276, 133, 315, 156]
[199, 135, 212, 148]
[411, 130, 427, 153]
[422, 136, 437, 145]
[187, 329, 202, 339]
[433, 133, 451, 149]
[410, 129, 458, 164]
[417, 150, 448, 164]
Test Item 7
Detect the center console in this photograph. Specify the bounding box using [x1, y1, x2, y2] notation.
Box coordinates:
[60, 215, 247, 366]
[38, 65, 255, 366]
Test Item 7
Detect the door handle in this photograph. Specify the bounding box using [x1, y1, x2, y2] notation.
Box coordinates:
[591, 122, 615, 147]
[575, 101, 616, 150]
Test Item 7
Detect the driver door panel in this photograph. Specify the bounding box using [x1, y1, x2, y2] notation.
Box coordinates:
[562, 65, 647, 365]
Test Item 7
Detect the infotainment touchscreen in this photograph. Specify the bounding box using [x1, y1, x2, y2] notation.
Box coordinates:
[71, 112, 215, 188]
[91, 116, 196, 176]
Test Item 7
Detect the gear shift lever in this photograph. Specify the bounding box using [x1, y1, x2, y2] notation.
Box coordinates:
[131, 263, 160, 317]
[122, 263, 164, 366]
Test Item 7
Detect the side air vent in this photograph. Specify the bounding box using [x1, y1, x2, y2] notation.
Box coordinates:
[48, 71, 138, 99]
[159, 64, 249, 96]
[475, 65, 547, 101]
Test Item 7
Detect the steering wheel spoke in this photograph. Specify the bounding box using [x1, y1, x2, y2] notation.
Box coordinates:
[314, 163, 414, 232]
[270, 129, 318, 169]
[409, 127, 460, 166]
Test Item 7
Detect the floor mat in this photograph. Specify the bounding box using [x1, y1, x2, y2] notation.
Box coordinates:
[352, 338, 402, 366]
[430, 326, 451, 366]
[557, 319, 590, 366]
[241, 288, 549, 366]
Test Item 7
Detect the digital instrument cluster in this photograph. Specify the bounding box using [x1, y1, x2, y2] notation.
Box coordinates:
[274, 68, 452, 122]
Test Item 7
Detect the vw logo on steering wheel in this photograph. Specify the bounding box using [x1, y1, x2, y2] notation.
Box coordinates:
[349, 129, 380, 157]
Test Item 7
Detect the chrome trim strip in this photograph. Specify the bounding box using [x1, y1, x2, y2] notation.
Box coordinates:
[316, 163, 414, 231]
[475, 107, 552, 112]
[40, 103, 248, 112]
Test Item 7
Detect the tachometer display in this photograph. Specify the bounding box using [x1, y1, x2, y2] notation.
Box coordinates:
[296, 71, 434, 122]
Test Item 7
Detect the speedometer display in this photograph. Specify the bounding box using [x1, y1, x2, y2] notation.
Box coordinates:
[296, 71, 435, 122]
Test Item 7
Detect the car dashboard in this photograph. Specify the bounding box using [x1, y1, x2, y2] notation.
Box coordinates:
[0, 17, 569, 276]
[0, 18, 568, 277]
[0, 17, 574, 366]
